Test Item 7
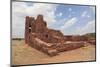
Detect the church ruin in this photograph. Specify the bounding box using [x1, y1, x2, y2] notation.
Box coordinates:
[25, 15, 95, 56]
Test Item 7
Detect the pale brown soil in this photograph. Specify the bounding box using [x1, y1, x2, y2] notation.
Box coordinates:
[12, 40, 96, 65]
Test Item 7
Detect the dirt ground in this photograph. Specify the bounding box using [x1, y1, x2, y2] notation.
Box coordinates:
[12, 40, 96, 65]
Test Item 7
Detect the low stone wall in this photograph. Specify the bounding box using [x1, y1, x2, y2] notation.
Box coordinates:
[64, 36, 88, 41]
[52, 42, 85, 52]
[29, 34, 85, 56]
[29, 35, 58, 56]
[87, 40, 96, 45]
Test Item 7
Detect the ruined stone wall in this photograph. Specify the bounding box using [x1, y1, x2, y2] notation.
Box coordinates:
[25, 15, 65, 44]
[32, 15, 47, 33]
[25, 15, 88, 56]
[64, 35, 88, 41]
[25, 15, 88, 44]
[25, 16, 30, 44]
[25, 16, 35, 44]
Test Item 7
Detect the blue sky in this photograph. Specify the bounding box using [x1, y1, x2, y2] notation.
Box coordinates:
[12, 2, 95, 38]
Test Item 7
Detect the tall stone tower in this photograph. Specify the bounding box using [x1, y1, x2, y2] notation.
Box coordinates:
[25, 16, 34, 44]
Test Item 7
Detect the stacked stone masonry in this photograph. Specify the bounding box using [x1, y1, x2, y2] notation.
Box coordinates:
[25, 15, 95, 56]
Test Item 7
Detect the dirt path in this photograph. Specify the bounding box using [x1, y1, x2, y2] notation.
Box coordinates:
[12, 40, 95, 65]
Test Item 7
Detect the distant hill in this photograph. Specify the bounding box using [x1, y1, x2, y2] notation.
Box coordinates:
[83, 33, 96, 38]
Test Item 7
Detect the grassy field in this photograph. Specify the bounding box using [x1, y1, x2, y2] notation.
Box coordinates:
[12, 40, 96, 65]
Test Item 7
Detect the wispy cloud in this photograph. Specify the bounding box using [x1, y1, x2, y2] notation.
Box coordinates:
[12, 2, 95, 38]
[74, 20, 95, 35]
[81, 11, 87, 17]
[68, 8, 72, 11]
[90, 7, 95, 13]
[57, 12, 63, 17]
[12, 2, 58, 38]
[80, 20, 95, 35]
[60, 17, 78, 30]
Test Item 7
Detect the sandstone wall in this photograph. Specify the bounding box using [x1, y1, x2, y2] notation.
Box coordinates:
[24, 15, 88, 56]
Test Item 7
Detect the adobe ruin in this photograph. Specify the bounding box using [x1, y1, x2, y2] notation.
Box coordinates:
[25, 15, 95, 56]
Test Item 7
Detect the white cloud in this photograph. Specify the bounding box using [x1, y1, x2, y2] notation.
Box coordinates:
[57, 12, 62, 17]
[87, 15, 91, 18]
[75, 20, 95, 35]
[68, 8, 72, 11]
[81, 20, 95, 35]
[12, 2, 58, 38]
[60, 17, 78, 30]
[12, 2, 95, 38]
[60, 18, 95, 35]
[90, 7, 95, 13]
[81, 11, 87, 17]
[60, 17, 78, 35]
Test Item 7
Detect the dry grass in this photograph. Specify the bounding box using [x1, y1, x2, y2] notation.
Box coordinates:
[12, 40, 96, 65]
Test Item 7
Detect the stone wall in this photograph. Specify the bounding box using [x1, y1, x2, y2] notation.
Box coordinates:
[64, 35, 88, 41]
[25, 15, 65, 44]
[24, 15, 92, 56]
